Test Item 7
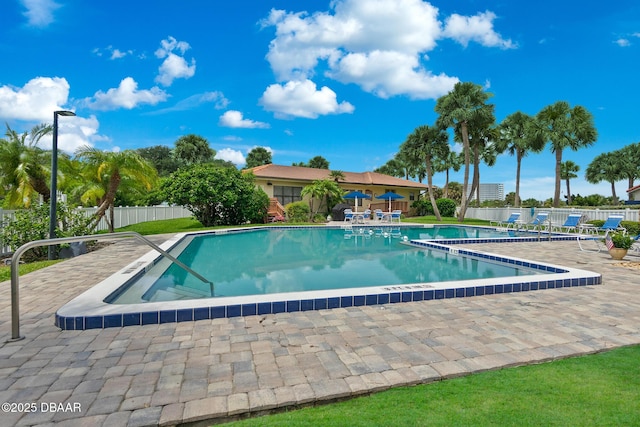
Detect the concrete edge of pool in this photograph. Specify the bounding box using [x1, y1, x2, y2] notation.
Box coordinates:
[55, 225, 602, 330]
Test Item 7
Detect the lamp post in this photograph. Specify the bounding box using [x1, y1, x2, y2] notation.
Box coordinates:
[48, 110, 76, 260]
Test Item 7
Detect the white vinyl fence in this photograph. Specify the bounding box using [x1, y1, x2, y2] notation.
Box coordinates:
[465, 207, 639, 225]
[0, 205, 192, 257]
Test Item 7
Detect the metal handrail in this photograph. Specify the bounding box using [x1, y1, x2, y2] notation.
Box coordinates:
[8, 231, 213, 342]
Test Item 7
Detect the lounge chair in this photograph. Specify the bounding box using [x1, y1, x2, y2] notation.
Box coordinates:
[343, 209, 354, 223]
[374, 209, 385, 222]
[490, 212, 521, 229]
[552, 214, 583, 233]
[578, 214, 625, 235]
[389, 210, 402, 223]
[524, 212, 550, 231]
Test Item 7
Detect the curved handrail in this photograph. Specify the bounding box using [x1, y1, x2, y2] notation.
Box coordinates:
[8, 231, 213, 341]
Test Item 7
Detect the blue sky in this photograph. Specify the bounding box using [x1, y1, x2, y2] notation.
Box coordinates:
[1, 0, 639, 201]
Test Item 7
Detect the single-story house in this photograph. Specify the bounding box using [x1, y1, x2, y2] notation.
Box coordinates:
[245, 164, 430, 219]
[626, 184, 640, 204]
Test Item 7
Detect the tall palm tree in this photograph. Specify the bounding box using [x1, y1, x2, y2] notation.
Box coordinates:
[401, 125, 449, 220]
[496, 112, 545, 207]
[435, 82, 494, 221]
[617, 142, 640, 189]
[560, 160, 580, 205]
[464, 119, 498, 207]
[585, 152, 622, 204]
[0, 124, 52, 207]
[534, 101, 597, 207]
[75, 146, 158, 232]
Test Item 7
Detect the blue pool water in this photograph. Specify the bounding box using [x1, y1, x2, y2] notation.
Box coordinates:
[109, 226, 546, 303]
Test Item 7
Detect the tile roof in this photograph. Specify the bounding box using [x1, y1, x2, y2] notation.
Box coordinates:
[246, 164, 430, 189]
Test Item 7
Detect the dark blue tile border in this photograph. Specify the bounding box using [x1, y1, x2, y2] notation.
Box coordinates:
[54, 225, 602, 330]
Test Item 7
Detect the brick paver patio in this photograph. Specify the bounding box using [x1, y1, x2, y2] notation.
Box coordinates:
[1, 235, 639, 426]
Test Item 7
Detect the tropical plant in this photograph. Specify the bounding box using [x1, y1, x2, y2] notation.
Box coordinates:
[585, 152, 623, 204]
[0, 123, 52, 207]
[75, 147, 158, 232]
[245, 147, 273, 168]
[136, 145, 181, 176]
[301, 179, 343, 218]
[0, 202, 92, 261]
[533, 101, 597, 207]
[308, 155, 330, 169]
[608, 231, 635, 250]
[560, 160, 580, 204]
[496, 112, 545, 207]
[616, 142, 640, 189]
[401, 125, 449, 220]
[328, 170, 345, 182]
[162, 164, 267, 226]
[435, 82, 495, 221]
[174, 134, 215, 166]
[433, 148, 462, 199]
[285, 201, 310, 223]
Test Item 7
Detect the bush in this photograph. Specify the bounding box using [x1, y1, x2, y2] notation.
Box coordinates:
[436, 198, 457, 217]
[411, 198, 457, 217]
[0, 202, 93, 261]
[285, 201, 310, 223]
[161, 165, 268, 226]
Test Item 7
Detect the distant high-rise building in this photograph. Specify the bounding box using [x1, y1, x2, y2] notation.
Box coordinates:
[467, 183, 504, 202]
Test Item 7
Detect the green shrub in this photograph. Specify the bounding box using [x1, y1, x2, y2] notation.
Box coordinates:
[411, 198, 457, 217]
[436, 198, 457, 217]
[161, 165, 268, 226]
[285, 201, 310, 223]
[0, 202, 93, 261]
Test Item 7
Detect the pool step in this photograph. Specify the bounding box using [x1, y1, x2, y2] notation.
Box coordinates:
[149, 285, 211, 301]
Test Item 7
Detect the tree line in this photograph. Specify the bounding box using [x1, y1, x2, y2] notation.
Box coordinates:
[374, 82, 640, 220]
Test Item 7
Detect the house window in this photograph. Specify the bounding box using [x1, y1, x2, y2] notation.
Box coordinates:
[273, 186, 302, 206]
[409, 192, 415, 201]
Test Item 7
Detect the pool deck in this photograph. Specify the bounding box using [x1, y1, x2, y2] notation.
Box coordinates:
[1, 233, 639, 426]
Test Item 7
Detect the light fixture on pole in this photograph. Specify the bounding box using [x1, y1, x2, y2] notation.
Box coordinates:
[48, 110, 76, 260]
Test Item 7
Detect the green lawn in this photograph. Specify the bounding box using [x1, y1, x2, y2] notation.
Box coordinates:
[226, 345, 640, 426]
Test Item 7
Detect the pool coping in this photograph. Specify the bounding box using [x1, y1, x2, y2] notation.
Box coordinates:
[55, 225, 601, 330]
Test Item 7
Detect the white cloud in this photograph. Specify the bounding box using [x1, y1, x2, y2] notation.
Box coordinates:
[215, 148, 246, 166]
[260, 79, 354, 118]
[20, 0, 61, 28]
[155, 36, 196, 86]
[219, 110, 270, 129]
[0, 76, 70, 121]
[84, 77, 168, 110]
[443, 12, 515, 49]
[615, 38, 631, 47]
[261, 0, 513, 101]
[149, 91, 228, 115]
[327, 50, 459, 99]
[36, 114, 105, 154]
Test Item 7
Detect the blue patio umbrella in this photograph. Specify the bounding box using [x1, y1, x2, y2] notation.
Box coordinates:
[376, 191, 404, 213]
[343, 190, 371, 212]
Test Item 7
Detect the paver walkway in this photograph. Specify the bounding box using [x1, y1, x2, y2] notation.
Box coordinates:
[1, 236, 639, 426]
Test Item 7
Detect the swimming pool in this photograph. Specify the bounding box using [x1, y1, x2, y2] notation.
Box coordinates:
[55, 225, 601, 330]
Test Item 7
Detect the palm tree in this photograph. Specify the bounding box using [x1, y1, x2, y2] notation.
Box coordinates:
[435, 82, 495, 221]
[75, 146, 158, 232]
[617, 142, 640, 189]
[401, 125, 449, 220]
[496, 112, 545, 207]
[585, 152, 622, 204]
[464, 120, 498, 207]
[433, 148, 462, 199]
[328, 170, 345, 182]
[560, 160, 580, 205]
[300, 179, 342, 218]
[174, 134, 215, 166]
[534, 101, 597, 207]
[0, 123, 52, 207]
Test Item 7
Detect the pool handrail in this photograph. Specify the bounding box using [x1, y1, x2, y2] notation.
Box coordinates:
[8, 231, 213, 342]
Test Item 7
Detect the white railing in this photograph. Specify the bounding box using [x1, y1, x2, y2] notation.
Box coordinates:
[465, 207, 639, 225]
[0, 205, 192, 256]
